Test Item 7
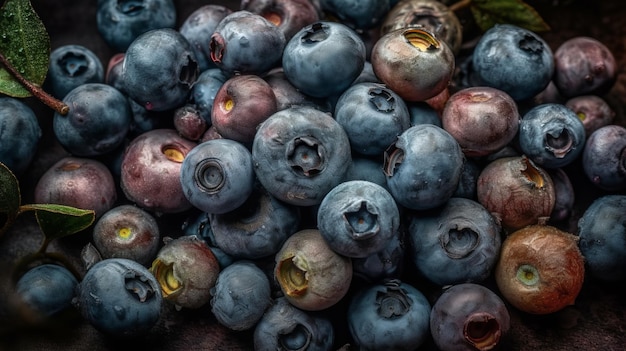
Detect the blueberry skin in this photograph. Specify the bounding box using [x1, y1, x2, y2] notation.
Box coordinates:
[46, 44, 104, 99]
[180, 139, 255, 214]
[209, 11, 286, 75]
[384, 124, 464, 210]
[577, 195, 626, 281]
[179, 4, 233, 72]
[430, 283, 511, 351]
[334, 82, 410, 156]
[407, 197, 502, 286]
[209, 184, 301, 259]
[75, 258, 162, 337]
[210, 260, 272, 331]
[582, 124, 626, 191]
[253, 297, 335, 351]
[472, 24, 554, 101]
[518, 103, 586, 169]
[0, 97, 41, 175]
[122, 28, 199, 112]
[252, 106, 352, 206]
[342, 156, 388, 191]
[54, 83, 132, 156]
[282, 21, 366, 98]
[352, 228, 405, 283]
[453, 158, 481, 200]
[190, 68, 230, 124]
[319, 0, 390, 29]
[347, 279, 431, 351]
[96, 0, 176, 52]
[15, 264, 78, 319]
[317, 180, 400, 258]
[408, 101, 442, 127]
[181, 211, 235, 269]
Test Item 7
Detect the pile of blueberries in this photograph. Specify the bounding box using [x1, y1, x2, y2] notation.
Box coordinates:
[2, 0, 625, 350]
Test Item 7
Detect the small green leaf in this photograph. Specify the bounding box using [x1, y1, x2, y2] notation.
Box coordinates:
[471, 0, 551, 33]
[0, 162, 21, 236]
[0, 0, 50, 97]
[20, 203, 95, 241]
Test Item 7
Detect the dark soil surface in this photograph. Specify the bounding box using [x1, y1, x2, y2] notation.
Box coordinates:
[1, 1, 625, 350]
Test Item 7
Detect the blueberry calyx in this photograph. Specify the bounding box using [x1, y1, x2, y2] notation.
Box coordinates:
[151, 259, 182, 298]
[116, 0, 145, 16]
[403, 28, 439, 52]
[516, 264, 540, 286]
[301, 22, 328, 44]
[375, 280, 411, 319]
[279, 324, 311, 351]
[344, 201, 380, 240]
[209, 33, 225, 63]
[124, 272, 156, 303]
[287, 136, 325, 177]
[518, 34, 544, 54]
[545, 129, 574, 158]
[194, 158, 225, 193]
[58, 52, 89, 76]
[277, 254, 308, 297]
[261, 9, 283, 27]
[441, 227, 480, 259]
[383, 144, 404, 177]
[369, 88, 395, 113]
[520, 156, 546, 189]
[180, 56, 198, 86]
[161, 145, 185, 163]
[463, 312, 502, 351]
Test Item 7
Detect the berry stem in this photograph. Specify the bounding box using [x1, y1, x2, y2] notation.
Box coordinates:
[0, 51, 69, 115]
[449, 0, 473, 12]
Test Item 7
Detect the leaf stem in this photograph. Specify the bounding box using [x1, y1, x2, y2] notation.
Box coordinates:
[0, 51, 69, 115]
[449, 0, 473, 12]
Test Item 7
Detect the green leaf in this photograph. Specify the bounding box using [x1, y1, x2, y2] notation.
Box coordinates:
[471, 0, 551, 33]
[0, 162, 21, 236]
[0, 0, 50, 97]
[20, 203, 95, 241]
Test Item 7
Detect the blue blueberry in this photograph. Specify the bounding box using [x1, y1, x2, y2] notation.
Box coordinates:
[453, 158, 481, 200]
[253, 297, 335, 351]
[15, 264, 78, 319]
[181, 211, 236, 269]
[122, 28, 199, 112]
[179, 4, 233, 72]
[582, 124, 626, 191]
[45, 44, 104, 99]
[334, 82, 410, 156]
[472, 24, 554, 101]
[209, 10, 286, 75]
[209, 184, 301, 260]
[252, 106, 352, 206]
[317, 180, 400, 258]
[0, 97, 41, 175]
[210, 260, 272, 331]
[282, 21, 366, 98]
[352, 228, 405, 283]
[319, 0, 390, 29]
[342, 156, 388, 191]
[180, 138, 255, 214]
[74, 258, 162, 337]
[96, 0, 177, 52]
[384, 124, 464, 210]
[190, 68, 230, 124]
[518, 103, 586, 169]
[577, 195, 626, 281]
[407, 101, 442, 127]
[347, 279, 431, 350]
[53, 83, 132, 157]
[407, 197, 502, 286]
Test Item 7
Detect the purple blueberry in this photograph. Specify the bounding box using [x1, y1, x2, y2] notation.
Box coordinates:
[241, 0, 320, 41]
[565, 94, 615, 137]
[582, 124, 626, 191]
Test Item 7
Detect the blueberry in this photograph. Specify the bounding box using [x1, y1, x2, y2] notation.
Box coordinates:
[352, 228, 405, 283]
[553, 36, 617, 98]
[342, 156, 388, 191]
[384, 124, 464, 210]
[209, 184, 301, 260]
[15, 264, 78, 320]
[179, 4, 233, 72]
[96, 0, 177, 52]
[252, 106, 352, 206]
[347, 279, 431, 350]
[565, 94, 615, 137]
[122, 28, 199, 112]
[282, 21, 366, 98]
[518, 103, 586, 169]
[181, 211, 235, 269]
[453, 158, 481, 200]
[548, 168, 575, 223]
[210, 10, 286, 75]
[264, 67, 332, 112]
[253, 296, 335, 351]
[334, 82, 411, 156]
[173, 104, 208, 141]
[430, 283, 511, 351]
[319, 0, 390, 30]
[190, 68, 230, 124]
[242, 0, 321, 41]
[210, 260, 272, 331]
[407, 101, 441, 127]
[471, 24, 554, 101]
[582, 124, 626, 191]
[577, 195, 626, 281]
[0, 97, 41, 175]
[45, 44, 104, 99]
[75, 258, 162, 337]
[407, 197, 502, 286]
[54, 83, 132, 157]
[317, 180, 400, 258]
[92, 204, 160, 266]
[180, 138, 255, 214]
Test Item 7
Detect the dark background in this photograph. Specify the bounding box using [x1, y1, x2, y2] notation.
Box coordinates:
[1, 0, 625, 350]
